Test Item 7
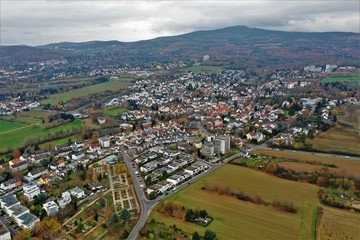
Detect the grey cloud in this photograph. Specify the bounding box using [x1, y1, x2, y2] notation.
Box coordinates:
[0, 0, 359, 46]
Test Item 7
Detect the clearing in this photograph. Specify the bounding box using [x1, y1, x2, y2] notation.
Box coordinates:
[321, 71, 359, 83]
[148, 164, 319, 240]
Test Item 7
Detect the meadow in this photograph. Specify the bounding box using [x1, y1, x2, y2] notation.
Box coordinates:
[0, 120, 26, 133]
[103, 106, 127, 117]
[42, 79, 132, 104]
[336, 104, 360, 129]
[254, 149, 360, 177]
[181, 65, 223, 73]
[316, 206, 360, 240]
[307, 127, 360, 155]
[148, 164, 319, 240]
[321, 76, 359, 83]
[0, 119, 82, 152]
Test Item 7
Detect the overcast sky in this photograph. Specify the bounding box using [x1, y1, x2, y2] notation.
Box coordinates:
[1, 0, 359, 46]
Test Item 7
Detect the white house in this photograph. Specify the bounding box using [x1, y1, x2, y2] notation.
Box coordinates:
[25, 167, 48, 181]
[98, 137, 110, 148]
[23, 182, 40, 201]
[15, 213, 39, 229]
[57, 191, 72, 208]
[71, 151, 85, 160]
[70, 187, 86, 199]
[0, 178, 22, 191]
[42, 201, 59, 216]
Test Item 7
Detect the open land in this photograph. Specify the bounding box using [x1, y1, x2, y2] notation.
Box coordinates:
[0, 120, 26, 133]
[254, 149, 360, 177]
[148, 164, 319, 240]
[321, 70, 359, 83]
[316, 206, 360, 240]
[103, 106, 127, 117]
[336, 104, 360, 129]
[181, 65, 223, 73]
[308, 127, 360, 155]
[42, 79, 132, 104]
[0, 118, 83, 152]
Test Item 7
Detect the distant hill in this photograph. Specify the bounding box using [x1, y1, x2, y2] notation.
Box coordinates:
[1, 26, 359, 67]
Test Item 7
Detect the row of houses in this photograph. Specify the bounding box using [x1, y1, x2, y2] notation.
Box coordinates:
[146, 162, 208, 195]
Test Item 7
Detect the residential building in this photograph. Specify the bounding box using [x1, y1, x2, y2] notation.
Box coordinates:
[70, 187, 85, 199]
[0, 178, 22, 191]
[57, 191, 71, 208]
[42, 201, 59, 216]
[214, 135, 230, 154]
[15, 213, 39, 229]
[0, 221, 11, 240]
[23, 181, 40, 201]
[25, 167, 48, 181]
[201, 142, 214, 157]
[0, 194, 19, 210]
[98, 137, 110, 148]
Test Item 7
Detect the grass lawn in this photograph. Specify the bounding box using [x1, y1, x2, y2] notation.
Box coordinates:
[181, 65, 223, 73]
[0, 120, 25, 133]
[317, 206, 360, 240]
[39, 135, 82, 149]
[42, 80, 132, 104]
[103, 106, 127, 117]
[254, 149, 360, 177]
[321, 74, 359, 83]
[0, 119, 83, 152]
[149, 164, 319, 240]
[308, 127, 360, 155]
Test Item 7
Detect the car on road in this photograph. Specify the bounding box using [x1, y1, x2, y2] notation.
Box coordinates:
[345, 156, 350, 158]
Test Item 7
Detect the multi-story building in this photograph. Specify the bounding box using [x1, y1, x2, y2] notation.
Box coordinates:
[201, 142, 214, 157]
[23, 182, 40, 201]
[42, 201, 59, 216]
[214, 135, 230, 154]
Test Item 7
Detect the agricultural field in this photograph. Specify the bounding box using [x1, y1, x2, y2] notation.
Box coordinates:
[39, 135, 82, 149]
[148, 164, 319, 240]
[0, 119, 83, 152]
[336, 104, 360, 129]
[321, 70, 359, 83]
[0, 120, 25, 133]
[254, 149, 360, 177]
[1, 110, 53, 124]
[42, 79, 132, 104]
[307, 127, 360, 155]
[316, 206, 360, 240]
[103, 106, 127, 117]
[181, 65, 223, 73]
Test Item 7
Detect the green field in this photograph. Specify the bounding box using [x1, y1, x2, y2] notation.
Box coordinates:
[42, 79, 132, 104]
[103, 106, 127, 116]
[149, 164, 319, 239]
[0, 120, 26, 133]
[181, 65, 223, 73]
[39, 135, 82, 149]
[321, 71, 359, 83]
[0, 119, 83, 152]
